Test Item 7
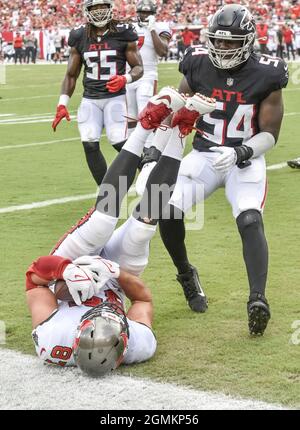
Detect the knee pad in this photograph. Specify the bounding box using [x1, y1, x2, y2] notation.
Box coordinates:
[82, 141, 100, 153]
[236, 209, 263, 235]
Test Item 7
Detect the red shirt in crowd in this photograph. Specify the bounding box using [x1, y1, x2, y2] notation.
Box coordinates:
[283, 28, 294, 44]
[256, 24, 268, 44]
[13, 35, 23, 49]
[182, 29, 195, 46]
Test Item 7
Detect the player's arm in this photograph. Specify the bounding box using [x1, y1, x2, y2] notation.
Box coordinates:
[118, 270, 153, 329]
[151, 33, 170, 57]
[258, 89, 284, 142]
[26, 255, 97, 328]
[60, 47, 82, 97]
[125, 41, 144, 82]
[211, 89, 283, 171]
[52, 47, 82, 131]
[106, 42, 143, 93]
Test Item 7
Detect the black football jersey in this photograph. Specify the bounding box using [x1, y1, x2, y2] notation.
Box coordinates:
[179, 46, 289, 150]
[68, 24, 138, 99]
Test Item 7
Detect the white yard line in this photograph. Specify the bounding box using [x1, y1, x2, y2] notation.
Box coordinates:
[0, 193, 96, 214]
[0, 137, 79, 150]
[0, 348, 285, 410]
[0, 162, 289, 215]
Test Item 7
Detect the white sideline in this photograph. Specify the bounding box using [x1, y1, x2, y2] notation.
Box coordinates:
[0, 162, 290, 215]
[0, 348, 285, 410]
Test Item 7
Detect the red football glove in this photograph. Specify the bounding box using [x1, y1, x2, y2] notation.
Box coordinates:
[52, 105, 71, 132]
[171, 106, 200, 137]
[106, 75, 127, 93]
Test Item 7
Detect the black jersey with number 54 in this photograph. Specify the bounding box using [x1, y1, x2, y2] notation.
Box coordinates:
[68, 24, 138, 99]
[179, 46, 289, 150]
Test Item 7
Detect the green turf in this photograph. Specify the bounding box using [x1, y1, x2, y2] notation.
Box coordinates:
[0, 63, 299, 407]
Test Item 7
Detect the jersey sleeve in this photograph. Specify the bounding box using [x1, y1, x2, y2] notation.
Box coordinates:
[116, 24, 139, 42]
[179, 46, 206, 93]
[156, 22, 172, 38]
[68, 26, 85, 51]
[272, 59, 289, 90]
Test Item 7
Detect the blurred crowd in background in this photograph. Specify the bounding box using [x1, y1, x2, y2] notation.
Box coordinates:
[1, 0, 300, 63]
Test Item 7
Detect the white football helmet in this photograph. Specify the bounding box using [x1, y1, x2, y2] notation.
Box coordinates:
[83, 0, 114, 28]
[73, 302, 129, 377]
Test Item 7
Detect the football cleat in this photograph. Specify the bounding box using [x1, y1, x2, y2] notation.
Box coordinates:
[287, 157, 300, 169]
[177, 265, 208, 313]
[171, 93, 216, 136]
[247, 293, 271, 336]
[138, 87, 186, 130]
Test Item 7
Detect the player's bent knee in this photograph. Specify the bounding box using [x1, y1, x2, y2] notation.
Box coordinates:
[82, 141, 100, 153]
[236, 209, 263, 234]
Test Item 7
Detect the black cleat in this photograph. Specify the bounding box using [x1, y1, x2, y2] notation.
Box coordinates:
[287, 158, 300, 169]
[247, 293, 271, 336]
[177, 265, 208, 313]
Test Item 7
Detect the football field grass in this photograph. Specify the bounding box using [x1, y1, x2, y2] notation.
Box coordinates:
[0, 62, 299, 408]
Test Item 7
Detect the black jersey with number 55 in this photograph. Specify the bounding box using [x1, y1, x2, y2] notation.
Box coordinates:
[179, 46, 289, 150]
[68, 24, 138, 99]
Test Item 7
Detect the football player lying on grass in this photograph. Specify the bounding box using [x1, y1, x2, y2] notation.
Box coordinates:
[26, 87, 216, 377]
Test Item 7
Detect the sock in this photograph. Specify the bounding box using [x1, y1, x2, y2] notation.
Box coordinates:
[82, 141, 107, 186]
[151, 127, 173, 153]
[162, 126, 186, 160]
[159, 213, 191, 274]
[237, 210, 268, 297]
[52, 210, 118, 260]
[102, 216, 157, 276]
[123, 122, 152, 156]
[133, 128, 184, 223]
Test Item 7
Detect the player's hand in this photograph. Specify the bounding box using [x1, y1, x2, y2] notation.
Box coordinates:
[210, 146, 237, 172]
[63, 263, 97, 306]
[171, 93, 216, 136]
[106, 75, 127, 93]
[146, 15, 156, 32]
[52, 105, 71, 131]
[73, 256, 120, 280]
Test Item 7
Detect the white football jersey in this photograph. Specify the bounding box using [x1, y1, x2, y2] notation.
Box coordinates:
[267, 29, 278, 50]
[294, 25, 300, 47]
[132, 21, 171, 79]
[33, 280, 156, 368]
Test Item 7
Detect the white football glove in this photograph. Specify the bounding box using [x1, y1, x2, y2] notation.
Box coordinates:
[73, 255, 120, 281]
[185, 93, 216, 115]
[210, 146, 237, 172]
[62, 264, 97, 306]
[146, 15, 156, 32]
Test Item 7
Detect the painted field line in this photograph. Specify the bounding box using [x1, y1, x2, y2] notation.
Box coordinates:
[0, 162, 289, 215]
[266, 162, 288, 170]
[0, 194, 96, 214]
[0, 137, 80, 150]
[0, 348, 286, 410]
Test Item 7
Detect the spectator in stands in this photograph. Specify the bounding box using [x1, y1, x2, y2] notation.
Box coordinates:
[283, 23, 296, 60]
[256, 21, 269, 54]
[181, 27, 196, 50]
[13, 31, 23, 64]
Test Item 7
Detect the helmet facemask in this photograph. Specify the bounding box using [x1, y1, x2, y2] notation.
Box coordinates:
[83, 0, 113, 28]
[207, 31, 255, 69]
[136, 0, 156, 27]
[207, 5, 256, 70]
